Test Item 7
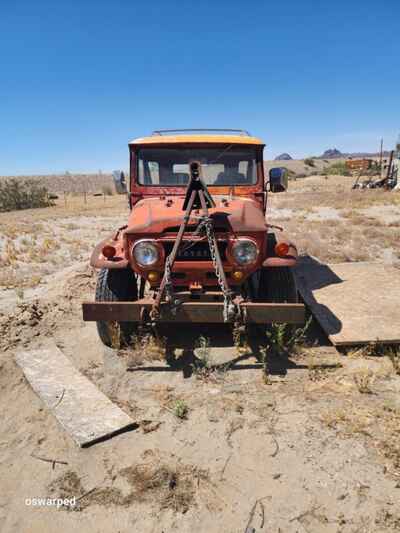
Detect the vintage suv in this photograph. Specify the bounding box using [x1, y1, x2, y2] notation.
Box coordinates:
[83, 129, 304, 346]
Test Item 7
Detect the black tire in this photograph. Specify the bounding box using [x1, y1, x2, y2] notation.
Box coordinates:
[95, 268, 138, 347]
[253, 267, 299, 346]
[257, 266, 298, 303]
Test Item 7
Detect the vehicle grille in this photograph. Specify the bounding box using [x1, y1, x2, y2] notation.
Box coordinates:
[162, 241, 227, 261]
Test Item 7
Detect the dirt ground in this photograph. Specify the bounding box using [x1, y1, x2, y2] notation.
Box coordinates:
[1, 175, 400, 533]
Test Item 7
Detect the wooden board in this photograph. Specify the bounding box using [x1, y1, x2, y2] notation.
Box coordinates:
[15, 342, 136, 447]
[295, 257, 400, 346]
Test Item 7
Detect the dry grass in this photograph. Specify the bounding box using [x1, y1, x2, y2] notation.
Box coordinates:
[121, 461, 208, 513]
[190, 336, 231, 383]
[389, 350, 400, 375]
[321, 401, 400, 475]
[0, 199, 126, 291]
[0, 172, 116, 195]
[272, 186, 400, 264]
[307, 354, 342, 382]
[49, 459, 209, 514]
[0, 194, 127, 229]
[353, 368, 375, 393]
[122, 333, 166, 367]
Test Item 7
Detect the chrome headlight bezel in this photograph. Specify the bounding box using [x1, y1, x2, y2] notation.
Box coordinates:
[132, 239, 160, 267]
[231, 238, 259, 266]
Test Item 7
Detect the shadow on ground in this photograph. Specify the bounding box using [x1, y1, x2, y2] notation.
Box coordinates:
[126, 320, 336, 378]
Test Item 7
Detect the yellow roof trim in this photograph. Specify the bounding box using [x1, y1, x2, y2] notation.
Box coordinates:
[129, 134, 265, 146]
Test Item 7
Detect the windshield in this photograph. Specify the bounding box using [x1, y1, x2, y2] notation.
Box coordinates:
[137, 145, 258, 186]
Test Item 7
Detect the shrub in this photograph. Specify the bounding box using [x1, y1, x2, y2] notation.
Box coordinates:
[173, 399, 188, 420]
[0, 179, 53, 212]
[304, 158, 315, 167]
[322, 162, 350, 176]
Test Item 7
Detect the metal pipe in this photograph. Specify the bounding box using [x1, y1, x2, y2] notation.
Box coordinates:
[385, 150, 394, 188]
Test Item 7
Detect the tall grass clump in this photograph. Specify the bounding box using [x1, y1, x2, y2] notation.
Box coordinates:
[0, 179, 54, 212]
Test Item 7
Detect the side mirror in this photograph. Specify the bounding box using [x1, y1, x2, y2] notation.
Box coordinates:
[112, 170, 127, 194]
[268, 167, 288, 193]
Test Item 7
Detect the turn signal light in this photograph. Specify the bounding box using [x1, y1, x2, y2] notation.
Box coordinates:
[232, 270, 244, 281]
[102, 245, 116, 259]
[275, 242, 290, 257]
[147, 271, 159, 282]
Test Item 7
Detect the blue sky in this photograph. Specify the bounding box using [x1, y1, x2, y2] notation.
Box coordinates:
[0, 0, 399, 174]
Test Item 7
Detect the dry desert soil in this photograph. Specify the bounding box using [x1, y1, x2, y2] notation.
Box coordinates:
[1, 172, 400, 533]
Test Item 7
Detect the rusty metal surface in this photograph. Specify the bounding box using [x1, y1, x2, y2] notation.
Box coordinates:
[345, 159, 374, 171]
[121, 194, 268, 286]
[123, 197, 267, 235]
[90, 234, 129, 270]
[82, 300, 305, 324]
[295, 256, 400, 345]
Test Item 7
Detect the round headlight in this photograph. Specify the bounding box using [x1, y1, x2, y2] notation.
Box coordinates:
[133, 241, 159, 266]
[232, 239, 258, 265]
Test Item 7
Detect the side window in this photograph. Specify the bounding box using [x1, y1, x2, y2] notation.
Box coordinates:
[173, 164, 189, 174]
[148, 162, 159, 184]
[138, 159, 144, 181]
[239, 161, 248, 176]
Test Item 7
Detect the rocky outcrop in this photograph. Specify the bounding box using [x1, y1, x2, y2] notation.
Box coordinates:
[274, 153, 293, 161]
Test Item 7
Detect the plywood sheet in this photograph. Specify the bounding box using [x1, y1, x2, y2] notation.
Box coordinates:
[295, 257, 400, 345]
[15, 342, 136, 447]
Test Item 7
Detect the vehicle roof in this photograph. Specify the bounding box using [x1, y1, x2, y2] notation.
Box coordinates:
[129, 134, 264, 146]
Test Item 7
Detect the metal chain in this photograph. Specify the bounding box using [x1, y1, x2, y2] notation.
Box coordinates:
[161, 216, 216, 313]
[156, 215, 244, 325]
[163, 255, 181, 315]
[202, 217, 240, 323]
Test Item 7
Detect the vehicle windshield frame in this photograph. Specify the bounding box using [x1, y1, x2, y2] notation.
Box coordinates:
[134, 143, 262, 188]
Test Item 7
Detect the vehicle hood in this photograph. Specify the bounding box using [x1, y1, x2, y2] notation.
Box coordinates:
[125, 196, 267, 235]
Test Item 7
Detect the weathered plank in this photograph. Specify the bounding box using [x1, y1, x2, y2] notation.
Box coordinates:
[15, 342, 136, 447]
[295, 256, 400, 345]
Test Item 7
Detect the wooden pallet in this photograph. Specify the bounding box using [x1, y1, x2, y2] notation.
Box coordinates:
[295, 257, 400, 346]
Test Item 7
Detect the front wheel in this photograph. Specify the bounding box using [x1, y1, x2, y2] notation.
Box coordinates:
[250, 267, 299, 344]
[257, 266, 298, 303]
[95, 268, 138, 347]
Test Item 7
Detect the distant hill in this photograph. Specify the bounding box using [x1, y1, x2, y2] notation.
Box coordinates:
[274, 153, 293, 161]
[320, 148, 343, 159]
[319, 148, 391, 159]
